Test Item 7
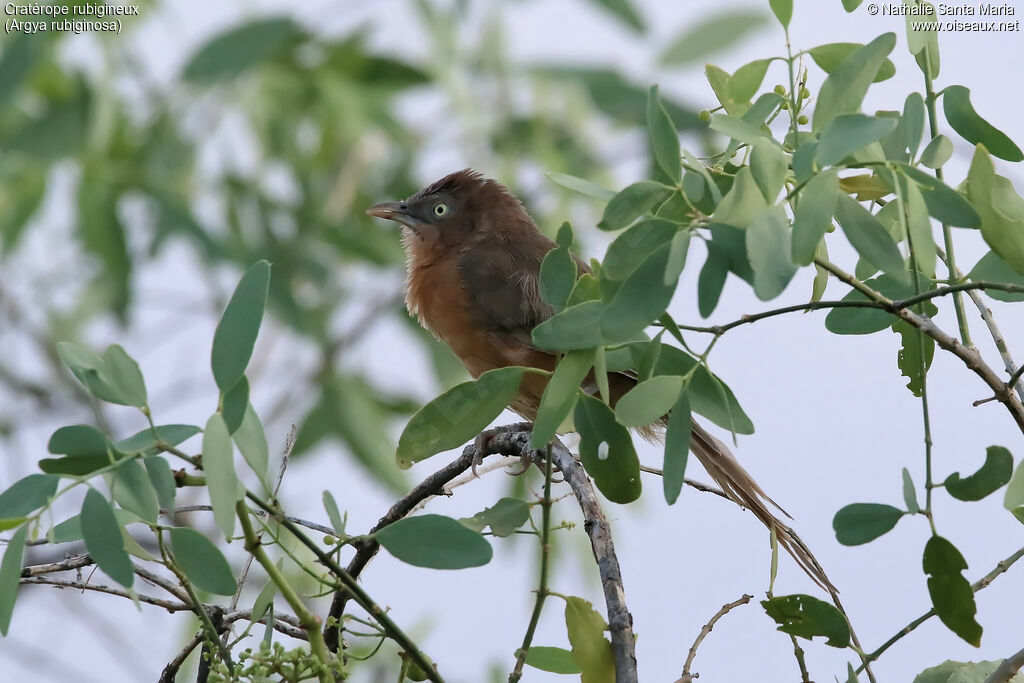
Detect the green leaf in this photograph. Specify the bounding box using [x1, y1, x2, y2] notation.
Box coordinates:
[833, 503, 904, 545]
[81, 488, 133, 588]
[893, 319, 934, 398]
[48, 424, 111, 458]
[533, 301, 609, 351]
[76, 175, 130, 315]
[966, 146, 1024, 275]
[968, 251, 1024, 302]
[615, 375, 683, 427]
[523, 646, 582, 674]
[250, 575, 278, 625]
[601, 242, 678, 340]
[115, 425, 201, 455]
[825, 274, 919, 335]
[540, 245, 578, 313]
[747, 206, 797, 301]
[375, 514, 492, 569]
[532, 350, 593, 449]
[564, 596, 615, 683]
[460, 498, 531, 537]
[919, 136, 953, 171]
[902, 468, 920, 513]
[712, 167, 768, 229]
[750, 139, 787, 202]
[698, 248, 728, 318]
[647, 86, 681, 183]
[585, 0, 644, 32]
[1006, 457, 1024, 515]
[709, 113, 775, 147]
[202, 414, 239, 539]
[812, 33, 897, 133]
[0, 474, 58, 519]
[599, 181, 672, 230]
[943, 85, 1023, 162]
[547, 172, 616, 201]
[144, 457, 176, 513]
[834, 194, 906, 281]
[211, 261, 271, 393]
[664, 229, 691, 286]
[900, 178, 937, 278]
[945, 446, 1013, 501]
[923, 535, 982, 646]
[606, 343, 754, 434]
[842, 0, 864, 10]
[908, 2, 940, 78]
[792, 171, 839, 265]
[574, 395, 641, 504]
[727, 59, 773, 104]
[52, 508, 143, 544]
[169, 527, 238, 596]
[396, 367, 525, 468]
[221, 375, 249, 434]
[683, 149, 723, 205]
[896, 163, 981, 229]
[903, 92, 926, 160]
[769, 0, 792, 27]
[183, 18, 301, 82]
[322, 491, 346, 538]
[663, 391, 691, 505]
[761, 594, 851, 647]
[56, 343, 148, 407]
[234, 403, 270, 484]
[661, 10, 768, 66]
[807, 42, 895, 83]
[0, 524, 26, 635]
[111, 459, 159, 525]
[0, 34, 45, 109]
[816, 114, 899, 167]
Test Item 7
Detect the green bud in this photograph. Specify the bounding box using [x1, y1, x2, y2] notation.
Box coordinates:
[797, 114, 808, 125]
[774, 84, 786, 96]
[800, 87, 811, 100]
[781, 100, 790, 110]
[698, 109, 711, 122]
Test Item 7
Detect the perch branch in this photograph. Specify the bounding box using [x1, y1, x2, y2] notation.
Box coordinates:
[983, 646, 1024, 683]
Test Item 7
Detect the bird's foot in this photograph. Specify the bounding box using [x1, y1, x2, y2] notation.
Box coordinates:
[471, 422, 534, 477]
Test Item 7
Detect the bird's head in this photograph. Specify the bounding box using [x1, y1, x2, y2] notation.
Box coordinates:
[366, 169, 531, 250]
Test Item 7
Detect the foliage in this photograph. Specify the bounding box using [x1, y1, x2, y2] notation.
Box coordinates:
[3, 0, 1024, 682]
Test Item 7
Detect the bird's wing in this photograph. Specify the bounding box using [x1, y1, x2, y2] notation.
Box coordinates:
[457, 233, 588, 350]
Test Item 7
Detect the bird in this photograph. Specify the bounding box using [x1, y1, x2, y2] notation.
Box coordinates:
[366, 168, 833, 591]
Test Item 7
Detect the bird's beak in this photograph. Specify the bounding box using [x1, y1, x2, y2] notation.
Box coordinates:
[365, 202, 406, 220]
[366, 201, 426, 236]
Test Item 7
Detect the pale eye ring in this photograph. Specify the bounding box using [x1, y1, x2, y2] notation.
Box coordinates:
[433, 203, 449, 217]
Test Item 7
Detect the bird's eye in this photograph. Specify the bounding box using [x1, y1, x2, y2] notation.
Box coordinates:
[433, 203, 449, 217]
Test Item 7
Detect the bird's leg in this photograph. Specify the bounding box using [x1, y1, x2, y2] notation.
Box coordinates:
[471, 422, 534, 477]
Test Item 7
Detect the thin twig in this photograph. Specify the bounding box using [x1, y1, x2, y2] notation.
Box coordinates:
[20, 577, 188, 611]
[859, 544, 1024, 671]
[938, 245, 1024, 403]
[171, 505, 335, 538]
[509, 444, 555, 682]
[677, 594, 752, 681]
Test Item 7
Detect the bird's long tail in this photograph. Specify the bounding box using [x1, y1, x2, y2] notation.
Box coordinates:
[605, 371, 836, 592]
[688, 420, 836, 592]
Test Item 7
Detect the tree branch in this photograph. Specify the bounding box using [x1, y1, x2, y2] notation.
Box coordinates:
[677, 594, 752, 682]
[983, 646, 1024, 683]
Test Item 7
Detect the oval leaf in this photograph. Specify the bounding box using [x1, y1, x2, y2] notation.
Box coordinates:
[663, 391, 692, 505]
[202, 414, 239, 539]
[834, 193, 906, 281]
[183, 18, 300, 82]
[531, 350, 593, 448]
[812, 33, 897, 133]
[564, 596, 615, 683]
[833, 503, 904, 545]
[211, 261, 270, 393]
[0, 474, 58, 519]
[792, 171, 839, 265]
[647, 86, 681, 183]
[524, 646, 582, 674]
[599, 181, 673, 231]
[920, 135, 954, 169]
[807, 42, 895, 83]
[747, 206, 797, 300]
[397, 367, 525, 468]
[81, 488, 133, 587]
[574, 395, 641, 504]
[943, 85, 1023, 162]
[923, 536, 982, 646]
[816, 114, 899, 167]
[614, 375, 683, 427]
[169, 527, 238, 595]
[600, 242, 678, 340]
[375, 514, 492, 569]
[0, 525, 27, 635]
